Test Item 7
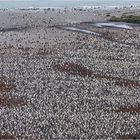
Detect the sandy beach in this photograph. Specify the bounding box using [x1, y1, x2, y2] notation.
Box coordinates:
[0, 7, 140, 139]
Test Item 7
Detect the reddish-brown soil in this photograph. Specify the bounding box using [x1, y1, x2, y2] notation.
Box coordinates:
[0, 133, 16, 140]
[0, 76, 16, 92]
[115, 105, 140, 113]
[0, 96, 27, 107]
[0, 45, 54, 56]
[0, 133, 37, 140]
[114, 78, 140, 88]
[0, 82, 16, 92]
[53, 62, 93, 77]
[117, 133, 140, 139]
[53, 62, 140, 89]
[0, 76, 27, 107]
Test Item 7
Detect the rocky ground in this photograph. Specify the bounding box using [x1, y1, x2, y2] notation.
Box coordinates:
[0, 8, 140, 139]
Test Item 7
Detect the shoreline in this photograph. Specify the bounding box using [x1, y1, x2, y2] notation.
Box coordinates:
[0, 5, 140, 11]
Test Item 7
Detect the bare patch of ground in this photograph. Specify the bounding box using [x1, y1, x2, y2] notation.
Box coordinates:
[0, 46, 53, 56]
[0, 96, 27, 107]
[0, 133, 16, 139]
[0, 76, 27, 107]
[117, 133, 140, 139]
[53, 62, 93, 78]
[0, 76, 16, 92]
[115, 105, 140, 113]
[53, 63, 140, 89]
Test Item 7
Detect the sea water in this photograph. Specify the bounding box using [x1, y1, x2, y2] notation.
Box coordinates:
[0, 0, 140, 9]
[93, 22, 133, 29]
